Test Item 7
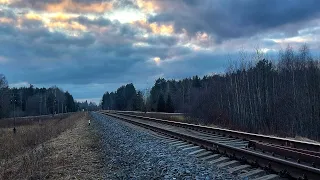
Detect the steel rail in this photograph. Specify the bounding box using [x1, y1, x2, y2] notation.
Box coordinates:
[114, 110, 184, 116]
[261, 143, 320, 157]
[249, 140, 320, 168]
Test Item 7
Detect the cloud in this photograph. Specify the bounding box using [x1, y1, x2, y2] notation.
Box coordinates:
[143, 35, 178, 46]
[9, 0, 113, 14]
[0, 11, 180, 86]
[9, 81, 30, 88]
[148, 0, 320, 42]
[47, 0, 113, 13]
[75, 15, 111, 27]
[0, 56, 8, 64]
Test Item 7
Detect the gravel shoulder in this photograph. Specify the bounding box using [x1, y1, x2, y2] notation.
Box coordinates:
[92, 112, 240, 180]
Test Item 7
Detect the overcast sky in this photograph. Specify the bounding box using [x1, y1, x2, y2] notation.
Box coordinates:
[1, 0, 320, 103]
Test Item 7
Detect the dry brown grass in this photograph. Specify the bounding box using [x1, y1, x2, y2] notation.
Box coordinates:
[0, 114, 71, 128]
[0, 113, 81, 161]
[0, 112, 104, 179]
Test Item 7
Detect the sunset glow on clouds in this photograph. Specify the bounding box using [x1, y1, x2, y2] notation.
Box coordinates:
[1, 0, 320, 103]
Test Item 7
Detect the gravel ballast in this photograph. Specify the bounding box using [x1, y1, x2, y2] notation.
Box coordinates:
[91, 112, 240, 180]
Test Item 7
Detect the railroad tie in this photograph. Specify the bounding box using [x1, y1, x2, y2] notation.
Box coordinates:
[162, 139, 177, 143]
[252, 174, 279, 180]
[209, 157, 229, 164]
[196, 151, 213, 158]
[181, 146, 201, 152]
[152, 135, 166, 139]
[200, 154, 221, 161]
[176, 144, 193, 149]
[216, 160, 240, 168]
[168, 140, 183, 145]
[152, 134, 169, 139]
[165, 139, 180, 143]
[170, 141, 188, 146]
[227, 164, 251, 174]
[172, 142, 189, 147]
[239, 169, 265, 179]
[188, 149, 206, 156]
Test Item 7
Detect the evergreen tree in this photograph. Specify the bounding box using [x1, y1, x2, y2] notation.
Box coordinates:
[157, 94, 166, 112]
[165, 94, 174, 113]
[192, 75, 202, 88]
[103, 92, 111, 110]
[109, 92, 115, 109]
[65, 91, 75, 112]
[47, 93, 56, 114]
[115, 86, 126, 110]
[125, 83, 137, 110]
[101, 92, 107, 110]
[135, 91, 145, 111]
[149, 78, 167, 110]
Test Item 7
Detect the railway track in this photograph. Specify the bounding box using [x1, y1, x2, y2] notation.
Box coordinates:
[112, 111, 320, 152]
[100, 111, 320, 180]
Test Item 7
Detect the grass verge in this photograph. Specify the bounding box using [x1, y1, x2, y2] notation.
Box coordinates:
[0, 112, 104, 179]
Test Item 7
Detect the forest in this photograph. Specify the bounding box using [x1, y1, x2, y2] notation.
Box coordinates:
[101, 45, 320, 140]
[0, 76, 97, 118]
[101, 83, 145, 112]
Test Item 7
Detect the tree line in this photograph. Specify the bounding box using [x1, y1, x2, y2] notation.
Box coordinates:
[101, 83, 145, 111]
[101, 45, 320, 140]
[0, 75, 96, 118]
[101, 83, 175, 113]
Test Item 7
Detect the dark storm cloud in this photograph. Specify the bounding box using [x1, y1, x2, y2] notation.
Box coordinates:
[0, 24, 18, 37]
[73, 16, 179, 47]
[5, 47, 229, 86]
[9, 0, 59, 10]
[75, 16, 112, 26]
[160, 52, 230, 79]
[0, 21, 95, 61]
[41, 32, 96, 47]
[144, 35, 178, 46]
[148, 0, 320, 42]
[0, 12, 189, 86]
[0, 8, 16, 19]
[20, 19, 44, 28]
[112, 0, 137, 9]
